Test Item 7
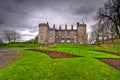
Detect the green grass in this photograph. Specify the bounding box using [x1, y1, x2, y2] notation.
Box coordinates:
[0, 42, 42, 48]
[40, 44, 120, 58]
[0, 44, 120, 80]
[91, 40, 120, 53]
[0, 49, 120, 80]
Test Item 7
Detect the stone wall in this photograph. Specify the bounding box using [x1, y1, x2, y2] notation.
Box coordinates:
[55, 30, 78, 43]
[47, 29, 55, 44]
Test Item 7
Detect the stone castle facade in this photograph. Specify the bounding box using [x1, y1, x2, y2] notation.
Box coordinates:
[38, 22, 88, 44]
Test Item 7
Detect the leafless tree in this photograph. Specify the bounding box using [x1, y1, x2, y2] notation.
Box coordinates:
[91, 23, 101, 46]
[3, 30, 21, 43]
[97, 0, 120, 37]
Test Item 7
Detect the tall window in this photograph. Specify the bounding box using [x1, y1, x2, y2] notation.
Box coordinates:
[61, 40, 65, 43]
[74, 36, 77, 43]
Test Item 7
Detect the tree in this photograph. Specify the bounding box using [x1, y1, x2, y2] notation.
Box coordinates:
[3, 30, 21, 43]
[91, 23, 101, 46]
[12, 31, 21, 42]
[97, 0, 120, 37]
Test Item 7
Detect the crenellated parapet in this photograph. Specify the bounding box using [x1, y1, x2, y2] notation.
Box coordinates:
[39, 22, 86, 31]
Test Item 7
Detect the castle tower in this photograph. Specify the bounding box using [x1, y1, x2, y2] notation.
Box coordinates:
[77, 22, 88, 44]
[38, 23, 48, 44]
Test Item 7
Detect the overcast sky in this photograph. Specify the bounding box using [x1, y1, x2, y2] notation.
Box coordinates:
[0, 0, 106, 42]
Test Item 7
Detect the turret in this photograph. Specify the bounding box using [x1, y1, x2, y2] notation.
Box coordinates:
[77, 22, 80, 27]
[77, 22, 87, 44]
[38, 22, 49, 44]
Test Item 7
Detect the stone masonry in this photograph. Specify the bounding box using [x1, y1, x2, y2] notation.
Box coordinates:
[38, 22, 88, 44]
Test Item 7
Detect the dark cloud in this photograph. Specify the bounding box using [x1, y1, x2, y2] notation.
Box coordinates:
[0, 20, 4, 25]
[0, 0, 105, 42]
[73, 6, 95, 15]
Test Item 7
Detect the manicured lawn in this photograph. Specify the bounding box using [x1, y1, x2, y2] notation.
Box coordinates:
[41, 44, 120, 58]
[0, 44, 120, 80]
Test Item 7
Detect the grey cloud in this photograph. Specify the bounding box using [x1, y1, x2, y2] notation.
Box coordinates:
[73, 6, 95, 15]
[0, 0, 105, 42]
[0, 20, 4, 25]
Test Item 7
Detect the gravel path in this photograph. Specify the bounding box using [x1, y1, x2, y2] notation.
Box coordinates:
[0, 49, 23, 69]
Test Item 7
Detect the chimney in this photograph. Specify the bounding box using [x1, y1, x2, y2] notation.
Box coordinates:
[77, 22, 79, 26]
[59, 25, 61, 30]
[53, 24, 55, 29]
[71, 25, 73, 30]
[65, 24, 67, 30]
[47, 22, 49, 25]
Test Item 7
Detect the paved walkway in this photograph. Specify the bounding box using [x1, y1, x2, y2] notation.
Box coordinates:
[0, 49, 23, 69]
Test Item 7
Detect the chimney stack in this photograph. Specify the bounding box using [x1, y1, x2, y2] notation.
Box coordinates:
[77, 22, 79, 26]
[53, 24, 55, 29]
[71, 25, 73, 30]
[65, 24, 67, 30]
[59, 25, 61, 30]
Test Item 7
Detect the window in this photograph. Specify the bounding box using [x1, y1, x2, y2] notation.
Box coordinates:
[67, 40, 70, 43]
[74, 36, 77, 39]
[49, 37, 52, 40]
[61, 40, 65, 43]
[61, 36, 64, 38]
[56, 36, 58, 38]
[74, 36, 77, 43]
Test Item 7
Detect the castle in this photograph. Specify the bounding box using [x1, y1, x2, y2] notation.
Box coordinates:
[38, 22, 88, 44]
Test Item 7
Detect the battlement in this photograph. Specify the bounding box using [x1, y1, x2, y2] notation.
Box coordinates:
[39, 22, 86, 30]
[39, 22, 49, 27]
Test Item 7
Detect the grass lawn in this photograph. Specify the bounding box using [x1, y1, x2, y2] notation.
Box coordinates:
[0, 42, 42, 48]
[40, 44, 120, 58]
[0, 44, 120, 80]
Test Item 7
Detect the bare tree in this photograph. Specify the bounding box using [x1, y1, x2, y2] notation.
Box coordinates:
[97, 0, 120, 37]
[91, 23, 101, 46]
[12, 31, 21, 42]
[3, 30, 21, 43]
